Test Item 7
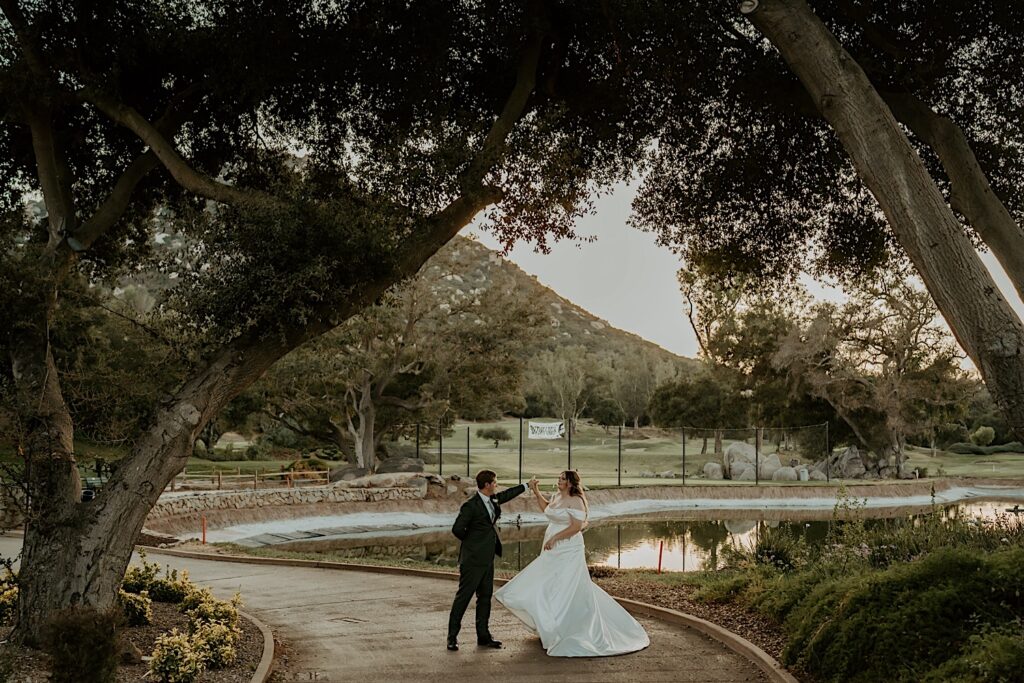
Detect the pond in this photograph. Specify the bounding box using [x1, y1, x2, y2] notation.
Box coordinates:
[265, 500, 1024, 573]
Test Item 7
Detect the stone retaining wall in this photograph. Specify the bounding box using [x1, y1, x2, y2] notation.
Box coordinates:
[147, 486, 424, 529]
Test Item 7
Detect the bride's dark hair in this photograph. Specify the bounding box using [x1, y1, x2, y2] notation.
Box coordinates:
[562, 470, 588, 515]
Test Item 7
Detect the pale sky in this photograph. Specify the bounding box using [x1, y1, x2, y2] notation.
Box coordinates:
[462, 182, 1024, 362]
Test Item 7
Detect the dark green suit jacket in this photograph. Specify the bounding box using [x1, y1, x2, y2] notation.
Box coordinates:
[451, 484, 527, 567]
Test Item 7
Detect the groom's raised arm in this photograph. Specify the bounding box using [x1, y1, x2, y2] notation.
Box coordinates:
[495, 483, 527, 506]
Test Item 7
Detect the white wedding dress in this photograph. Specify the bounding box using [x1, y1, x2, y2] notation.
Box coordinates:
[494, 496, 650, 657]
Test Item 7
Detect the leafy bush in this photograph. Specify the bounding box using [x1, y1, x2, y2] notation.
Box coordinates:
[947, 440, 1024, 455]
[781, 548, 1024, 682]
[753, 526, 807, 572]
[476, 427, 512, 447]
[185, 593, 242, 632]
[121, 550, 160, 594]
[41, 606, 121, 683]
[148, 568, 194, 603]
[0, 586, 17, 626]
[265, 425, 299, 448]
[179, 586, 215, 613]
[969, 425, 996, 446]
[191, 621, 240, 669]
[924, 620, 1024, 683]
[118, 589, 153, 626]
[149, 629, 205, 683]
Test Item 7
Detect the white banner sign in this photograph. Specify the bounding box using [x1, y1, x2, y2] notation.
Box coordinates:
[528, 421, 565, 440]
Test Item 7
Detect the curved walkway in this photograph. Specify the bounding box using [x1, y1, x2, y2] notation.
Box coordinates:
[151, 550, 772, 682]
[0, 536, 773, 682]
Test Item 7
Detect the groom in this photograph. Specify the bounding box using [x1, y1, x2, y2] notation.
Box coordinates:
[446, 470, 534, 651]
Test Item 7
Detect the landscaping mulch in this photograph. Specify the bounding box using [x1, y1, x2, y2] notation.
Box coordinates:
[594, 572, 788, 662]
[0, 602, 264, 682]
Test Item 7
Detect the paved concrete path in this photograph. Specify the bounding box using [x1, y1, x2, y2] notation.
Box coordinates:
[0, 536, 767, 682]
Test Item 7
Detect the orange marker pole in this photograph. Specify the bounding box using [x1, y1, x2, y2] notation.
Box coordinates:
[201, 514, 207, 545]
[657, 541, 664, 574]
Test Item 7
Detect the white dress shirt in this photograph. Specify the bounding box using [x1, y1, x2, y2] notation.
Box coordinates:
[477, 491, 496, 522]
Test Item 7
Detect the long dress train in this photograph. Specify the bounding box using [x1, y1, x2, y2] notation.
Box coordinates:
[494, 500, 650, 657]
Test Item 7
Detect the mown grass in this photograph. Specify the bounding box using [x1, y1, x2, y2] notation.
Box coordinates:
[3, 420, 1022, 487]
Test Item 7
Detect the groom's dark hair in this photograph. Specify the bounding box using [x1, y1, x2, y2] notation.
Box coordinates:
[476, 470, 497, 489]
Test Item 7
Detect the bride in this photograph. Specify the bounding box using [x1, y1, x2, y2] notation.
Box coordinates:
[494, 470, 650, 657]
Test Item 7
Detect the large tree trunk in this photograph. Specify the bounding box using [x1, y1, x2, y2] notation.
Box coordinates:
[13, 331, 293, 643]
[882, 93, 1024, 303]
[744, 0, 1024, 441]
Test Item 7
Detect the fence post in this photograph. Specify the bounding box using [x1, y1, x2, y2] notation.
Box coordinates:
[682, 428, 686, 485]
[439, 419, 444, 477]
[416, 423, 420, 460]
[755, 427, 760, 485]
[617, 425, 622, 487]
[466, 426, 470, 478]
[567, 418, 572, 471]
[217, 471, 222, 490]
[518, 417, 523, 485]
[825, 421, 831, 483]
[253, 473, 258, 490]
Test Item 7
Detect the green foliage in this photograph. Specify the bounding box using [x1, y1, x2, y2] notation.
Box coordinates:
[476, 427, 512, 447]
[121, 550, 160, 594]
[184, 592, 242, 633]
[149, 629, 204, 683]
[265, 426, 300, 449]
[41, 607, 121, 683]
[924, 620, 1024, 683]
[0, 585, 17, 626]
[190, 621, 240, 669]
[752, 526, 807, 573]
[782, 548, 1024, 682]
[118, 589, 153, 626]
[684, 486, 1024, 683]
[970, 425, 996, 446]
[147, 568, 194, 604]
[948, 441, 1024, 455]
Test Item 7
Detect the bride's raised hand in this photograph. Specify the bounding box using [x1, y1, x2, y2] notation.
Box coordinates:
[543, 538, 555, 551]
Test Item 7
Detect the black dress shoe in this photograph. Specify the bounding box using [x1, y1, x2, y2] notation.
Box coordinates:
[478, 639, 503, 649]
[446, 639, 459, 651]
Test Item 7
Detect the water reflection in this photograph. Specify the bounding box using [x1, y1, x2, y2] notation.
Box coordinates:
[273, 501, 1022, 573]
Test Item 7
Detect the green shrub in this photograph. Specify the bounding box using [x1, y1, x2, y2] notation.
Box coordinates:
[0, 585, 17, 626]
[265, 426, 299, 448]
[149, 629, 205, 683]
[476, 427, 512, 447]
[781, 547, 1024, 682]
[179, 586, 215, 613]
[148, 568, 194, 603]
[41, 606, 120, 683]
[121, 550, 160, 594]
[118, 589, 153, 626]
[191, 621, 240, 669]
[969, 425, 996, 447]
[947, 440, 1024, 455]
[185, 593, 242, 632]
[924, 620, 1024, 683]
[753, 526, 807, 573]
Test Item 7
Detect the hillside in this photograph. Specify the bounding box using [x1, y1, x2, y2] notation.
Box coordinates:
[426, 235, 698, 371]
[112, 227, 698, 371]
